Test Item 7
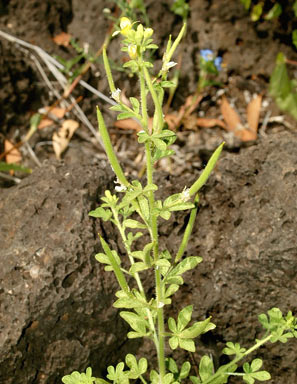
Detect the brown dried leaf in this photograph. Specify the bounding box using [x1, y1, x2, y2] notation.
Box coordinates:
[4, 140, 21, 164]
[114, 118, 141, 131]
[46, 107, 66, 119]
[38, 118, 54, 130]
[114, 117, 154, 132]
[239, 129, 257, 141]
[53, 32, 71, 47]
[52, 119, 79, 159]
[220, 96, 243, 133]
[246, 94, 262, 134]
[196, 118, 226, 129]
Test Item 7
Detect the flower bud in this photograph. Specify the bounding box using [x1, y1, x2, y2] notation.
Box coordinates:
[128, 44, 138, 59]
[144, 27, 154, 39]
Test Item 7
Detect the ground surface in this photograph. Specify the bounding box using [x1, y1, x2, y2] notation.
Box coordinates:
[0, 0, 297, 383]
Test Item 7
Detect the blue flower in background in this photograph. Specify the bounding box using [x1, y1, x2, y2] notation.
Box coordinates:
[200, 49, 214, 62]
[214, 56, 222, 71]
[200, 49, 222, 71]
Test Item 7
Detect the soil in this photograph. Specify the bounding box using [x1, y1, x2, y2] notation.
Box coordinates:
[0, 0, 297, 383]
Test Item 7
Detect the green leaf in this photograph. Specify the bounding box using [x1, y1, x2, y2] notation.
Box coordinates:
[180, 317, 216, 338]
[251, 358, 263, 372]
[165, 284, 179, 298]
[177, 305, 193, 331]
[125, 354, 147, 379]
[107, 362, 129, 384]
[264, 3, 282, 20]
[250, 371, 271, 381]
[251, 3, 263, 21]
[110, 104, 125, 112]
[89, 207, 112, 221]
[0, 161, 32, 173]
[129, 262, 149, 274]
[222, 341, 246, 356]
[189, 142, 224, 196]
[167, 357, 178, 374]
[199, 355, 214, 382]
[169, 336, 179, 350]
[138, 195, 150, 221]
[62, 367, 99, 384]
[123, 60, 139, 72]
[180, 361, 191, 379]
[240, 0, 251, 10]
[155, 259, 171, 268]
[190, 376, 201, 384]
[120, 311, 148, 335]
[129, 97, 140, 114]
[168, 317, 177, 332]
[293, 1, 297, 17]
[123, 219, 146, 229]
[117, 111, 135, 120]
[168, 256, 203, 279]
[152, 138, 167, 151]
[179, 338, 195, 352]
[169, 202, 195, 212]
[160, 81, 176, 88]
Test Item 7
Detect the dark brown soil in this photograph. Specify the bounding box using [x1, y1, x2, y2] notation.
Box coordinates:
[0, 1, 297, 383]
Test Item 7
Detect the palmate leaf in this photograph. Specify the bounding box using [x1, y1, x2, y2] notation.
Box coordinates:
[62, 367, 100, 384]
[125, 354, 147, 379]
[243, 359, 271, 384]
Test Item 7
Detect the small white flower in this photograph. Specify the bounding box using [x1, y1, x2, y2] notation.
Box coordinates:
[162, 61, 177, 72]
[181, 187, 190, 202]
[157, 302, 165, 308]
[111, 88, 121, 102]
[115, 184, 127, 192]
[114, 177, 127, 192]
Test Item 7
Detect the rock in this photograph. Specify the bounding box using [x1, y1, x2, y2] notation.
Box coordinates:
[165, 130, 297, 383]
[0, 161, 138, 384]
[1, 131, 297, 384]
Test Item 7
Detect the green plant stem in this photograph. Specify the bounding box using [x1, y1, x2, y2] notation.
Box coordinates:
[112, 207, 159, 351]
[155, 268, 166, 382]
[139, 68, 149, 132]
[175, 194, 199, 263]
[97, 107, 130, 187]
[143, 66, 164, 134]
[204, 334, 273, 384]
